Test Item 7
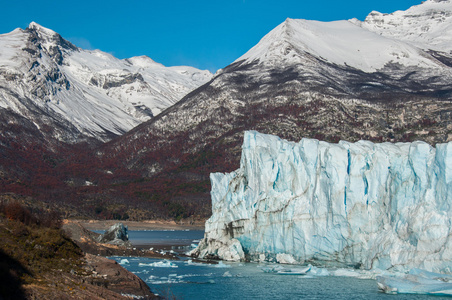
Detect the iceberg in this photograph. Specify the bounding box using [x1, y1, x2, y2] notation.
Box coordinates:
[276, 266, 311, 275]
[192, 131, 452, 274]
[377, 269, 452, 296]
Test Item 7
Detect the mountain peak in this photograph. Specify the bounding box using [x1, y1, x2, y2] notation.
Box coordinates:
[353, 0, 452, 52]
[25, 21, 77, 54]
[27, 22, 57, 38]
[235, 17, 440, 72]
[125, 55, 164, 68]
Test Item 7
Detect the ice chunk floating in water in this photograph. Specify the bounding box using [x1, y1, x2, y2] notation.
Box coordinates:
[192, 131, 452, 274]
[377, 269, 452, 296]
[139, 260, 178, 268]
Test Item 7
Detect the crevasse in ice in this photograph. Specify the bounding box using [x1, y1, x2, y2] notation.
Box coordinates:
[192, 131, 452, 273]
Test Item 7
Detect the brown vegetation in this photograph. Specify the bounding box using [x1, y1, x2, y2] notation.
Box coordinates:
[0, 202, 157, 299]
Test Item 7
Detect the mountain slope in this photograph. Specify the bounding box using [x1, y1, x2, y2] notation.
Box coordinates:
[0, 23, 211, 219]
[108, 0, 452, 167]
[97, 0, 452, 218]
[0, 22, 212, 143]
[236, 18, 441, 72]
[3, 1, 452, 220]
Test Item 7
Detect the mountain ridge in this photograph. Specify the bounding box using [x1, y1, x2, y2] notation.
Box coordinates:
[96, 0, 452, 219]
[0, 22, 212, 143]
[236, 17, 450, 73]
[351, 0, 452, 53]
[2, 1, 452, 220]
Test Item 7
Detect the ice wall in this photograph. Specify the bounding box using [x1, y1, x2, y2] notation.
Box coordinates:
[192, 131, 452, 273]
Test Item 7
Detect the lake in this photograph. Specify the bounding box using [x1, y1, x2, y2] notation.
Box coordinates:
[107, 230, 451, 299]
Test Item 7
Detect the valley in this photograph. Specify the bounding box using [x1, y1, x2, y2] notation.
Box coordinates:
[1, 0, 452, 221]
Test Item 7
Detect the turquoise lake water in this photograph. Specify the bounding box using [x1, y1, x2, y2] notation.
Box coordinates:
[105, 230, 452, 299]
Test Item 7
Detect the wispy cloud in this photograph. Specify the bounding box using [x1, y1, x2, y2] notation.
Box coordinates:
[67, 37, 93, 50]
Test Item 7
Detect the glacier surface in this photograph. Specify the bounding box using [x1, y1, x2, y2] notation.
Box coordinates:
[193, 131, 452, 274]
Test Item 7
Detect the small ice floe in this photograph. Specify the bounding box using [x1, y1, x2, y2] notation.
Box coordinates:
[223, 271, 233, 277]
[119, 258, 130, 265]
[147, 278, 183, 284]
[260, 265, 285, 273]
[277, 266, 311, 275]
[184, 259, 208, 267]
[134, 270, 150, 275]
[191, 243, 199, 248]
[308, 265, 330, 276]
[377, 268, 452, 296]
[139, 260, 178, 268]
[214, 261, 231, 268]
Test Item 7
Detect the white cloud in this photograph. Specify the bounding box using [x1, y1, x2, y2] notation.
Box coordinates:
[67, 37, 93, 50]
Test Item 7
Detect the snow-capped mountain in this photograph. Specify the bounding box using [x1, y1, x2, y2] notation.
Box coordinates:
[97, 0, 452, 218]
[235, 18, 442, 73]
[109, 0, 452, 169]
[3, 1, 452, 220]
[351, 0, 452, 53]
[0, 22, 212, 142]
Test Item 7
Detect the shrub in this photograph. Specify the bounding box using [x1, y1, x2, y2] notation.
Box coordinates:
[0, 202, 62, 229]
[3, 202, 36, 226]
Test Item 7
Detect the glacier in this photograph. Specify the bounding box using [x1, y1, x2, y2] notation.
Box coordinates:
[192, 130, 452, 274]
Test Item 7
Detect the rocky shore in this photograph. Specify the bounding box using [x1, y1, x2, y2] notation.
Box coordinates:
[25, 253, 157, 300]
[76, 219, 206, 231]
[62, 220, 192, 258]
[0, 212, 206, 299]
[53, 219, 205, 299]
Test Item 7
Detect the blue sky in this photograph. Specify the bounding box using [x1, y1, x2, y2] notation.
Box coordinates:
[2, 0, 421, 72]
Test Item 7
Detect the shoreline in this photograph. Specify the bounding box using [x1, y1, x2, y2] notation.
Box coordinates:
[66, 219, 206, 231]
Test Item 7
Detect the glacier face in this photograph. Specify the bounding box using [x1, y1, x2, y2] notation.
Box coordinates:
[193, 131, 452, 273]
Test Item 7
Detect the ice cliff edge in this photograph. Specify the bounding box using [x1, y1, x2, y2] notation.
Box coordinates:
[191, 131, 452, 273]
